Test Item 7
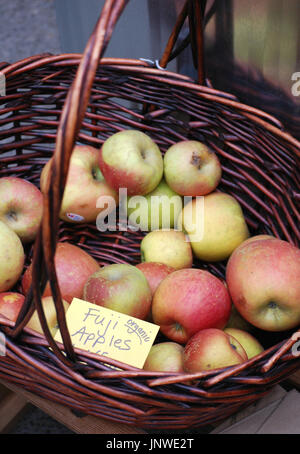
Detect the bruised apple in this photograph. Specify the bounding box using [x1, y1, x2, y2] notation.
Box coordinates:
[163, 140, 222, 196]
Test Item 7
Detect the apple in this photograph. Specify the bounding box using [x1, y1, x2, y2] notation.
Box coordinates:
[143, 342, 185, 373]
[140, 229, 193, 271]
[163, 140, 222, 196]
[126, 179, 183, 231]
[26, 296, 70, 336]
[226, 237, 300, 332]
[177, 191, 249, 262]
[183, 328, 248, 373]
[83, 263, 152, 320]
[0, 292, 25, 321]
[99, 129, 163, 196]
[135, 262, 175, 296]
[0, 292, 69, 336]
[0, 221, 25, 292]
[239, 234, 276, 245]
[151, 268, 232, 344]
[22, 242, 100, 303]
[225, 303, 252, 331]
[224, 328, 264, 359]
[0, 177, 43, 243]
[40, 144, 118, 224]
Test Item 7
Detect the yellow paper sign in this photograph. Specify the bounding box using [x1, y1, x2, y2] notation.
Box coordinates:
[54, 298, 160, 369]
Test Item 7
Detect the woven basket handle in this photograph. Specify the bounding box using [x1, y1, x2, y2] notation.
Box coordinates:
[6, 0, 130, 367]
[159, 0, 206, 84]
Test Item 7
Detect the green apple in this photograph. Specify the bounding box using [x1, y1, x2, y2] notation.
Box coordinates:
[126, 179, 183, 231]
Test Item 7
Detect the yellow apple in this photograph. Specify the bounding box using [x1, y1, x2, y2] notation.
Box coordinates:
[140, 229, 193, 270]
[224, 328, 264, 359]
[177, 191, 249, 262]
[143, 342, 185, 373]
[26, 296, 70, 336]
[0, 221, 25, 292]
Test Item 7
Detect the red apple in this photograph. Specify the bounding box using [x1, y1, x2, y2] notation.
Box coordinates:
[136, 262, 175, 296]
[22, 242, 100, 303]
[99, 130, 164, 196]
[143, 342, 184, 373]
[0, 292, 25, 322]
[83, 263, 152, 320]
[163, 140, 222, 196]
[0, 177, 43, 243]
[152, 268, 232, 344]
[183, 328, 248, 372]
[0, 292, 69, 336]
[226, 237, 300, 332]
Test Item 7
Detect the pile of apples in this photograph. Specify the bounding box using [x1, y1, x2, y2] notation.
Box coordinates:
[0, 129, 299, 376]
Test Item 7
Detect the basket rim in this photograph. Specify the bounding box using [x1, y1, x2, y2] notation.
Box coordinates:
[2, 53, 300, 155]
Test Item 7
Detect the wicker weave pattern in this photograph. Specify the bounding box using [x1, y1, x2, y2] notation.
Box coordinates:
[0, 0, 299, 429]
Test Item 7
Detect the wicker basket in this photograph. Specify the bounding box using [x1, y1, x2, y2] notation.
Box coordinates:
[0, 0, 299, 430]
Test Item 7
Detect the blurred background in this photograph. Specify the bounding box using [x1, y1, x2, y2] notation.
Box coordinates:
[0, 0, 299, 434]
[1, 0, 299, 138]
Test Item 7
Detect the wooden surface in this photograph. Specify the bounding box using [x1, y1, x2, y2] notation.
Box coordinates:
[0, 384, 28, 433]
[0, 379, 146, 434]
[286, 369, 300, 389]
